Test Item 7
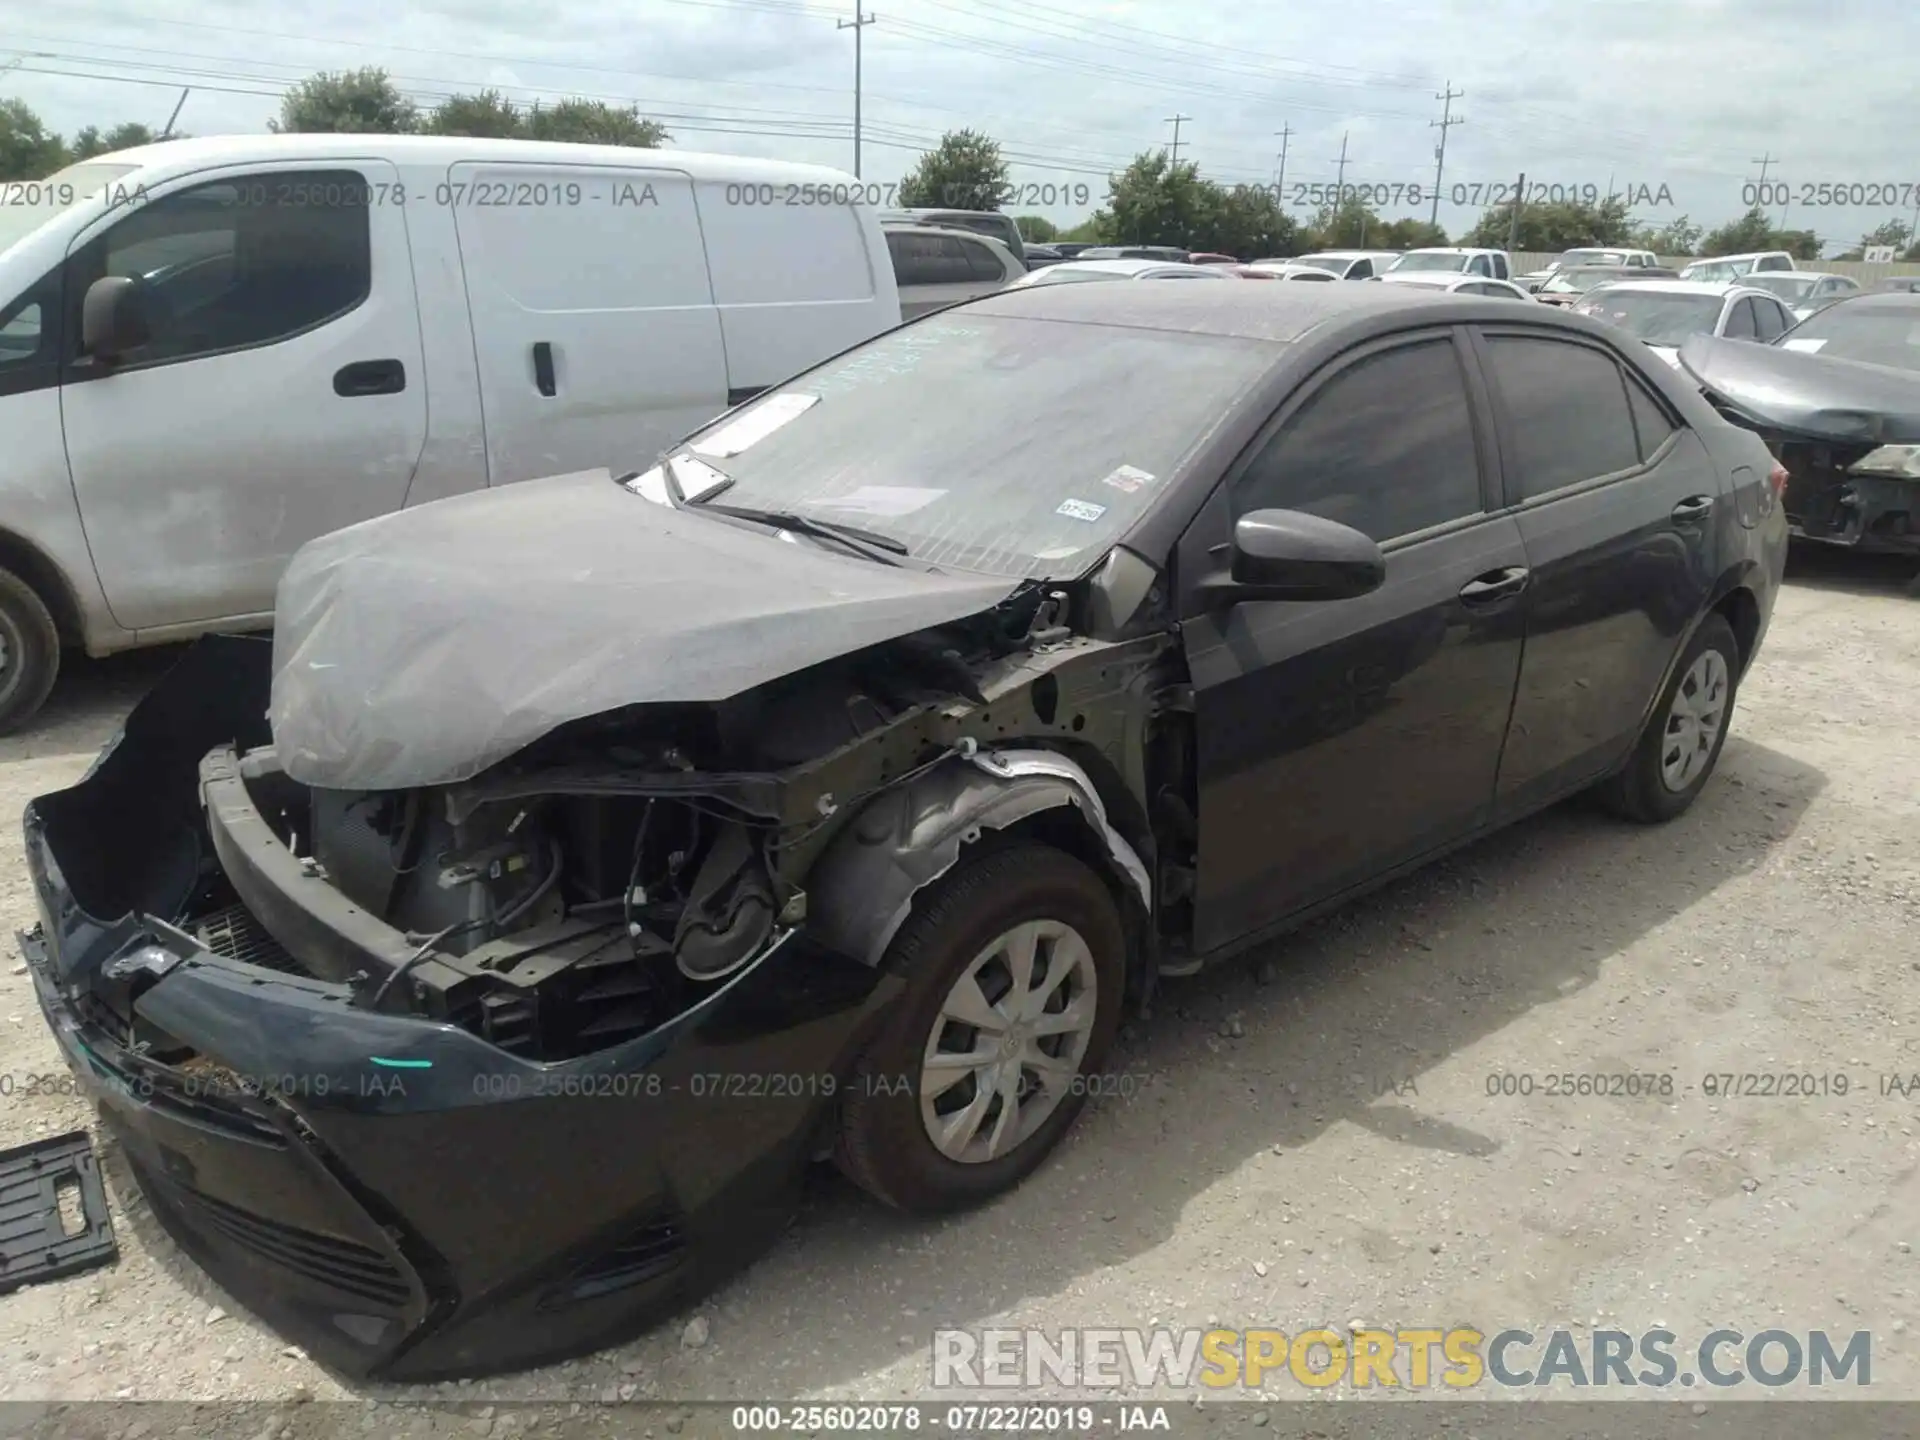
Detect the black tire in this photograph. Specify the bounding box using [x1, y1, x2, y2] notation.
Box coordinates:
[1594, 613, 1740, 824]
[0, 567, 60, 736]
[835, 841, 1126, 1214]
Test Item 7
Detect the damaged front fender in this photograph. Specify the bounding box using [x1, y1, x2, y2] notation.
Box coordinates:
[806, 745, 1152, 970]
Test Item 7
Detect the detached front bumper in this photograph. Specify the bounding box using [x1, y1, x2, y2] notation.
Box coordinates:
[21, 637, 896, 1380]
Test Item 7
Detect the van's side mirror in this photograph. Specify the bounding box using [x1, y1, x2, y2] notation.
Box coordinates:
[81, 276, 150, 363]
[1197, 508, 1385, 607]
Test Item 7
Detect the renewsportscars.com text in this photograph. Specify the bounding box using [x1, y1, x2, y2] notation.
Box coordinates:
[932, 1326, 1872, 1391]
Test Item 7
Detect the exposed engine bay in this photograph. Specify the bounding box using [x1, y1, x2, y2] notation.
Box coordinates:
[163, 569, 1181, 1063]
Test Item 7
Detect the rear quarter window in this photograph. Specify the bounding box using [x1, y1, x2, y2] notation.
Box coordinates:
[699, 181, 876, 303]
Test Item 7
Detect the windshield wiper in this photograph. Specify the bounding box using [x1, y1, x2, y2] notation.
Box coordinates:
[693, 500, 911, 565]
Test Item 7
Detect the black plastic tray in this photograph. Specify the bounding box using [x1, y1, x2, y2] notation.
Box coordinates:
[0, 1129, 118, 1295]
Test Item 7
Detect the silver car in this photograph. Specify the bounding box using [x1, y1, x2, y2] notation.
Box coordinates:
[883, 225, 1026, 320]
[1733, 270, 1861, 322]
[1572, 280, 1797, 366]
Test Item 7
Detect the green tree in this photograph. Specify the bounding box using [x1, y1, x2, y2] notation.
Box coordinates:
[68, 122, 164, 161]
[1377, 216, 1447, 249]
[1632, 214, 1703, 257]
[521, 98, 667, 147]
[425, 90, 524, 139]
[1058, 216, 1104, 243]
[1834, 217, 1912, 261]
[1102, 151, 1214, 246]
[1199, 182, 1298, 258]
[0, 97, 68, 181]
[1464, 196, 1632, 251]
[1699, 206, 1774, 256]
[273, 68, 418, 134]
[1014, 213, 1058, 242]
[1303, 195, 1384, 250]
[898, 129, 1009, 210]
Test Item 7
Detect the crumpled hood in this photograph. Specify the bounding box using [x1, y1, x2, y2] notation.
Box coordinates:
[1678, 333, 1920, 444]
[268, 470, 1020, 791]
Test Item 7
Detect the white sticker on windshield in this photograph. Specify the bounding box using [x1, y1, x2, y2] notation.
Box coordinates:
[623, 464, 674, 507]
[691, 392, 819, 458]
[811, 485, 945, 518]
[1781, 338, 1827, 353]
[1056, 498, 1107, 523]
[1035, 544, 1082, 560]
[1100, 465, 1157, 495]
[669, 454, 732, 501]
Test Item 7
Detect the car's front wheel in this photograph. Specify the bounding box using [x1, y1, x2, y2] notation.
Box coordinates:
[1596, 612, 1740, 823]
[836, 841, 1126, 1213]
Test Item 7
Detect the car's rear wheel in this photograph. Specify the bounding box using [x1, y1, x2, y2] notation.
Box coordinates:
[0, 566, 60, 736]
[835, 841, 1125, 1213]
[1595, 613, 1739, 823]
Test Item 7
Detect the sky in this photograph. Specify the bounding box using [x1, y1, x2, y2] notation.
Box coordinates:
[5, 0, 1917, 255]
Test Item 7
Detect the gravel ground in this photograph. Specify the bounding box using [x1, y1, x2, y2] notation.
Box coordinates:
[0, 547, 1916, 1431]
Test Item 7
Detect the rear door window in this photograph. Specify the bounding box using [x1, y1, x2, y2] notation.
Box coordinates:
[1723, 299, 1758, 339]
[1752, 299, 1789, 341]
[955, 237, 1007, 282]
[1482, 335, 1642, 500]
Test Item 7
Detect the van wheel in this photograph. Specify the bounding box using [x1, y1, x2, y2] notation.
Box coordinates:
[0, 567, 61, 735]
[835, 842, 1125, 1214]
[1595, 614, 1739, 824]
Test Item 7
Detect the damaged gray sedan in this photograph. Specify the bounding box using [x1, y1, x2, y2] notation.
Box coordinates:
[21, 282, 1784, 1380]
[1680, 291, 1920, 560]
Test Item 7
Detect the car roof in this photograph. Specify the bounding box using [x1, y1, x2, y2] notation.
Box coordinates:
[885, 223, 1016, 250]
[1682, 251, 1792, 265]
[1034, 258, 1210, 277]
[966, 272, 1578, 342]
[1740, 270, 1849, 283]
[92, 132, 860, 187]
[1817, 292, 1920, 314]
[1403, 246, 1503, 256]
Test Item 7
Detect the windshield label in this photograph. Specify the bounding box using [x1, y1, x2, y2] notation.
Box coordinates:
[1100, 465, 1156, 494]
[1056, 498, 1108, 523]
[691, 392, 819, 458]
[811, 485, 945, 518]
[1780, 338, 1827, 353]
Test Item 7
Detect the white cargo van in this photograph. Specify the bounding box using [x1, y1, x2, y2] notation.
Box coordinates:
[0, 134, 900, 729]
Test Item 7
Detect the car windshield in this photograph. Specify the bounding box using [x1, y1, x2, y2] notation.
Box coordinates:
[636, 314, 1275, 582]
[1683, 260, 1747, 282]
[1560, 250, 1626, 267]
[1542, 270, 1620, 294]
[0, 160, 140, 254]
[1295, 256, 1348, 273]
[1738, 274, 1821, 300]
[1577, 292, 1724, 346]
[1779, 304, 1920, 372]
[1391, 252, 1470, 272]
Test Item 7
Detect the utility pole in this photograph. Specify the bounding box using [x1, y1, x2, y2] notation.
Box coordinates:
[1272, 124, 1292, 195]
[1164, 114, 1191, 166]
[160, 88, 190, 140]
[1428, 84, 1462, 228]
[1332, 131, 1351, 205]
[1507, 170, 1526, 254]
[837, 8, 876, 178]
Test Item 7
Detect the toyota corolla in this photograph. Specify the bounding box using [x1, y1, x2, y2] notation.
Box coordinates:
[22, 281, 1786, 1380]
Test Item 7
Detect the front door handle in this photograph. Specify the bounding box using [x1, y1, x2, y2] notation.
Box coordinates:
[1458, 566, 1530, 607]
[1671, 495, 1715, 523]
[532, 341, 556, 397]
[332, 359, 406, 397]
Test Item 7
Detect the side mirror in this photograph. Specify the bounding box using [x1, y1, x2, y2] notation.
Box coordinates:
[1199, 508, 1385, 607]
[81, 276, 150, 363]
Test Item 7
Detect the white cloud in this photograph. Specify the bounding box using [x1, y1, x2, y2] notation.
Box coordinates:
[5, 0, 1916, 250]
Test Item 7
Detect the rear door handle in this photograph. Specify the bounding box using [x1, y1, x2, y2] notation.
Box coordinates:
[1671, 495, 1715, 523]
[1458, 566, 1530, 607]
[332, 359, 406, 397]
[532, 341, 556, 397]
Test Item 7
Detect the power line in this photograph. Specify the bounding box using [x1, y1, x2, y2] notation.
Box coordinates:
[1429, 83, 1461, 228]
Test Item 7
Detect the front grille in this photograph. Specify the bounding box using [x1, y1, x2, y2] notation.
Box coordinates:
[182, 1187, 411, 1309]
[191, 902, 304, 975]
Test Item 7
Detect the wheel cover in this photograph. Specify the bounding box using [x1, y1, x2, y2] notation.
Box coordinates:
[919, 919, 1098, 1165]
[1660, 649, 1730, 792]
